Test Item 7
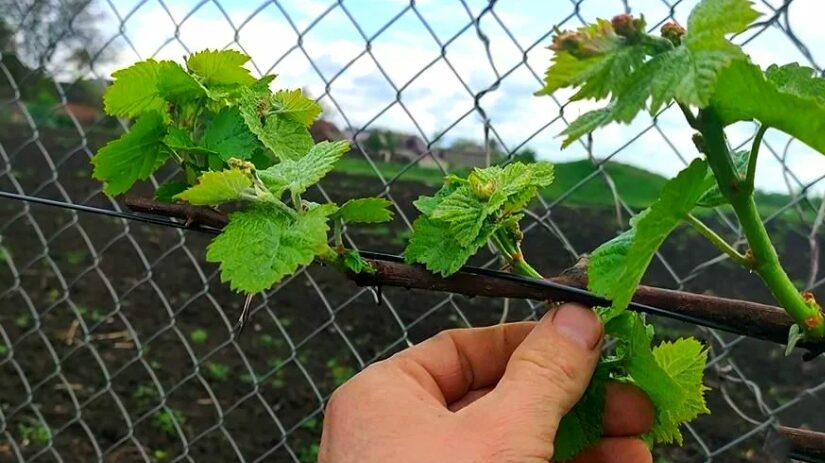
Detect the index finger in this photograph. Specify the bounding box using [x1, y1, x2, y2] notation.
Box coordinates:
[388, 321, 537, 406]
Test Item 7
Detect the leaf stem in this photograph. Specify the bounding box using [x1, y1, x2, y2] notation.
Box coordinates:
[333, 218, 344, 249]
[745, 124, 768, 193]
[291, 191, 303, 213]
[697, 109, 824, 339]
[678, 103, 699, 129]
[492, 229, 544, 279]
[685, 214, 754, 268]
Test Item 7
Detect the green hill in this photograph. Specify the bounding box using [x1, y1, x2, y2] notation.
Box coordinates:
[334, 157, 670, 209]
[543, 159, 668, 208]
[334, 157, 805, 219]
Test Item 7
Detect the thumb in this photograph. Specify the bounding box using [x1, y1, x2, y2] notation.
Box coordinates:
[470, 303, 603, 457]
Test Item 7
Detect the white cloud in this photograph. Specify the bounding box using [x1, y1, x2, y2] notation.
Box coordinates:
[92, 0, 825, 194]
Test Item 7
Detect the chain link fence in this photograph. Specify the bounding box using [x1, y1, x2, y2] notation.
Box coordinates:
[2, 0, 825, 461]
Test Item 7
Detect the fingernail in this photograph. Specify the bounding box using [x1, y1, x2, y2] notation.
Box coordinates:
[551, 304, 602, 350]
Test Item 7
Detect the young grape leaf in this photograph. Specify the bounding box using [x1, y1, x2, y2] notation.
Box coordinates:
[174, 169, 252, 206]
[587, 227, 636, 299]
[92, 111, 168, 195]
[186, 49, 256, 87]
[649, 338, 710, 444]
[404, 216, 492, 276]
[412, 182, 461, 216]
[103, 60, 170, 118]
[486, 161, 555, 199]
[685, 0, 761, 49]
[271, 89, 323, 127]
[765, 63, 825, 104]
[588, 159, 714, 318]
[240, 91, 315, 161]
[335, 198, 394, 224]
[406, 162, 552, 275]
[200, 107, 259, 161]
[536, 19, 646, 101]
[258, 140, 350, 195]
[157, 62, 206, 103]
[553, 369, 608, 461]
[155, 181, 189, 203]
[164, 127, 195, 150]
[712, 60, 825, 154]
[663, 0, 759, 107]
[206, 203, 335, 293]
[606, 312, 709, 445]
[339, 249, 376, 275]
[430, 187, 488, 246]
[463, 162, 555, 213]
[262, 115, 315, 160]
[164, 126, 220, 157]
[552, 0, 760, 146]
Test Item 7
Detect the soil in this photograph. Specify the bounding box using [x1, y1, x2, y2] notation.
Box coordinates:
[1, 125, 824, 462]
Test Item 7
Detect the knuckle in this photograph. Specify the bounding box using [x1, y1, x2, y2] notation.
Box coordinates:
[325, 384, 351, 416]
[512, 348, 582, 395]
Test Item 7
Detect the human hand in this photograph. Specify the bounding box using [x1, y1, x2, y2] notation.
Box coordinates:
[319, 303, 654, 463]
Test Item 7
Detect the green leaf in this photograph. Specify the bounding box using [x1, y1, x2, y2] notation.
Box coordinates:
[103, 60, 169, 118]
[765, 63, 825, 104]
[240, 91, 315, 161]
[206, 203, 334, 293]
[200, 107, 258, 161]
[686, 0, 760, 47]
[676, 0, 759, 106]
[536, 20, 646, 101]
[92, 112, 168, 195]
[469, 162, 555, 210]
[156, 62, 206, 103]
[186, 49, 256, 87]
[155, 181, 189, 203]
[697, 150, 748, 207]
[605, 312, 709, 446]
[258, 140, 350, 195]
[588, 159, 713, 317]
[643, 0, 759, 110]
[561, 107, 615, 148]
[174, 169, 252, 206]
[340, 249, 375, 275]
[336, 198, 394, 224]
[712, 60, 825, 155]
[163, 126, 195, 150]
[587, 228, 635, 298]
[676, 49, 743, 108]
[649, 337, 710, 444]
[164, 126, 219, 157]
[430, 187, 488, 246]
[413, 183, 460, 216]
[263, 115, 314, 160]
[404, 216, 486, 276]
[553, 372, 607, 461]
[271, 89, 323, 126]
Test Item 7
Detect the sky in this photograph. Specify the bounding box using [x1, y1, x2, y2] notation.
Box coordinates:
[80, 0, 825, 194]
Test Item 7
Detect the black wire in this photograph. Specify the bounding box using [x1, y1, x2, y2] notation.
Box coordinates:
[358, 250, 738, 334]
[0, 190, 799, 344]
[0, 190, 222, 234]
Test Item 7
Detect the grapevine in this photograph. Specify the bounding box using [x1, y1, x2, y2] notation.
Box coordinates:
[89, 0, 825, 459]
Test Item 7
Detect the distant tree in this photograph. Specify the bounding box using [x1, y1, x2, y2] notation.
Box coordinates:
[0, 0, 113, 71]
[517, 147, 538, 163]
[363, 130, 400, 162]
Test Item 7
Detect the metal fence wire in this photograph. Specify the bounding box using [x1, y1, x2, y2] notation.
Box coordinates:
[2, 0, 825, 461]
